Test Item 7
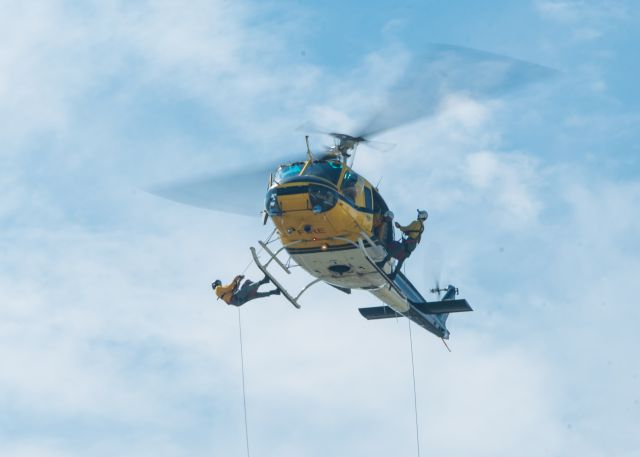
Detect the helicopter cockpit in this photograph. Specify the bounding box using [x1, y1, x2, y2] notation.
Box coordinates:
[273, 160, 343, 186]
[301, 160, 343, 185]
[266, 156, 395, 245]
[267, 160, 374, 212]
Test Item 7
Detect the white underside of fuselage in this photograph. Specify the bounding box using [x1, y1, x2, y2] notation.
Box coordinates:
[288, 243, 411, 313]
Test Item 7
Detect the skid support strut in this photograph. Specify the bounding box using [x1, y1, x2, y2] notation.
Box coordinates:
[251, 247, 300, 309]
[250, 246, 325, 309]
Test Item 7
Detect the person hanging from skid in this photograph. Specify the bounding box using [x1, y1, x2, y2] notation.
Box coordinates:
[212, 274, 280, 306]
[378, 209, 428, 278]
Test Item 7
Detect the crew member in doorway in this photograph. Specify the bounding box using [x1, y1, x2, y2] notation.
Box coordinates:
[373, 210, 395, 247]
[212, 274, 280, 306]
[392, 209, 428, 276]
[378, 209, 428, 278]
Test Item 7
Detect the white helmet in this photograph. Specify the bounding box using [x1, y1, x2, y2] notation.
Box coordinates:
[417, 209, 428, 221]
[384, 210, 394, 219]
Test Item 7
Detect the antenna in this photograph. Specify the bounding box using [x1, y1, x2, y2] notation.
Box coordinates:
[305, 135, 314, 161]
[348, 144, 358, 167]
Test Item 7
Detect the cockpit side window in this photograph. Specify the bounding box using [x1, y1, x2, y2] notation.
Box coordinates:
[274, 162, 304, 184]
[341, 170, 364, 205]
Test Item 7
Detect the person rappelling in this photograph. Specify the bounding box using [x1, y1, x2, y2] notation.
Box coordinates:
[212, 274, 280, 306]
[378, 209, 428, 278]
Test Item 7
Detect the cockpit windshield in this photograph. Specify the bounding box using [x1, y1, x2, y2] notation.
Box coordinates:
[302, 161, 343, 185]
[273, 162, 304, 184]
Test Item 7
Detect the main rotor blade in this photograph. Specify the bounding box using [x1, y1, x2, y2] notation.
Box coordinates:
[363, 139, 395, 152]
[146, 156, 296, 216]
[296, 121, 332, 137]
[355, 43, 557, 138]
[297, 122, 395, 152]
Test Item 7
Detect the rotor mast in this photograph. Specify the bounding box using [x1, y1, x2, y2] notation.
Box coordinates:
[308, 133, 362, 167]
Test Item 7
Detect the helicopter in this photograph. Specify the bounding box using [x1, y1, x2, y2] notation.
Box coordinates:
[252, 130, 472, 340]
[150, 44, 554, 341]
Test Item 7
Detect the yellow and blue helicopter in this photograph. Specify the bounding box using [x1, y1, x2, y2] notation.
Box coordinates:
[256, 131, 471, 340]
[151, 44, 554, 340]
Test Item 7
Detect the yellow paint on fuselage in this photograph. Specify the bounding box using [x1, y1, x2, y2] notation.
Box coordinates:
[268, 165, 375, 249]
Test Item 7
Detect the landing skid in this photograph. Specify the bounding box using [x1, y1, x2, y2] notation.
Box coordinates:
[251, 247, 301, 309]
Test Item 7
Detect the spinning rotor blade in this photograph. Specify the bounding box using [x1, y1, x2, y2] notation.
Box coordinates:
[302, 44, 556, 147]
[150, 44, 555, 217]
[361, 139, 395, 152]
[297, 122, 395, 152]
[147, 156, 296, 216]
[296, 121, 332, 137]
[430, 279, 442, 300]
[354, 43, 557, 139]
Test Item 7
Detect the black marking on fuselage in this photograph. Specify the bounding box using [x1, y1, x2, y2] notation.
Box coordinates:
[274, 185, 310, 196]
[286, 239, 379, 254]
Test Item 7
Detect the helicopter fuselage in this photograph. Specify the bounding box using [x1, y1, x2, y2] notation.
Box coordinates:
[263, 158, 451, 338]
[266, 159, 386, 287]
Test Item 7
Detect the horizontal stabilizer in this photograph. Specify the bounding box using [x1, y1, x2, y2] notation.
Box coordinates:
[330, 284, 352, 295]
[413, 299, 472, 314]
[359, 306, 402, 320]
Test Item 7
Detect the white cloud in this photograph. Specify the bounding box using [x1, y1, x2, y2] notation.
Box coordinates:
[0, 0, 320, 159]
[466, 151, 542, 228]
[535, 0, 629, 42]
[0, 442, 73, 457]
[536, 0, 627, 23]
[3, 139, 640, 456]
[1, 1, 639, 455]
[0, 164, 609, 455]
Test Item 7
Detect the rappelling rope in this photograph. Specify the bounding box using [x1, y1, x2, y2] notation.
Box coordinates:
[239, 227, 277, 276]
[408, 320, 421, 457]
[238, 309, 251, 457]
[229, 227, 278, 456]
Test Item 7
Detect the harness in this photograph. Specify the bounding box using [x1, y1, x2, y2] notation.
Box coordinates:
[219, 289, 234, 303]
[403, 221, 424, 241]
[217, 279, 242, 303]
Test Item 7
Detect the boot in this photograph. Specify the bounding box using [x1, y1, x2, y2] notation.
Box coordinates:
[376, 255, 390, 268]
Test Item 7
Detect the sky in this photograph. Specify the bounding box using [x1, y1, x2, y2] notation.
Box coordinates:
[1, 1, 639, 456]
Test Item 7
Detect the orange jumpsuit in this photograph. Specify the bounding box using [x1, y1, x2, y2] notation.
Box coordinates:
[215, 275, 243, 304]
